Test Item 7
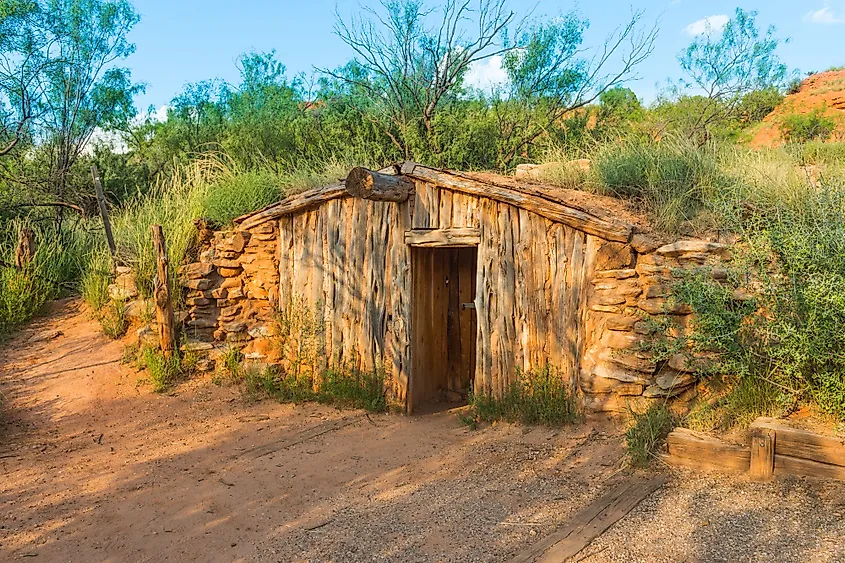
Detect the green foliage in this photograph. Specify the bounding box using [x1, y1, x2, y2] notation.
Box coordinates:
[139, 346, 183, 393]
[467, 365, 580, 426]
[645, 186, 845, 423]
[685, 377, 787, 433]
[625, 403, 676, 468]
[97, 299, 128, 339]
[589, 135, 725, 233]
[781, 110, 836, 143]
[81, 251, 111, 311]
[675, 8, 791, 141]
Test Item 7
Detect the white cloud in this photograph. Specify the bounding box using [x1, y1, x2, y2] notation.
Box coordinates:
[804, 3, 845, 24]
[464, 55, 508, 92]
[684, 14, 730, 37]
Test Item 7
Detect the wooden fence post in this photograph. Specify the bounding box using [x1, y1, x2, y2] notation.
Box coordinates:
[91, 165, 117, 261]
[14, 227, 35, 270]
[151, 225, 176, 358]
[749, 426, 776, 480]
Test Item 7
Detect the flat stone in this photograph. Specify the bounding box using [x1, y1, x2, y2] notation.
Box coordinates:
[108, 283, 138, 301]
[645, 284, 670, 299]
[181, 278, 213, 291]
[220, 304, 242, 317]
[598, 349, 656, 373]
[590, 362, 652, 384]
[213, 259, 241, 269]
[605, 315, 637, 331]
[638, 299, 692, 315]
[596, 241, 633, 270]
[597, 294, 626, 306]
[178, 262, 213, 279]
[655, 370, 697, 390]
[248, 325, 272, 339]
[581, 375, 645, 396]
[187, 317, 217, 329]
[185, 297, 213, 307]
[590, 304, 621, 314]
[594, 269, 638, 280]
[656, 240, 728, 257]
[222, 321, 248, 333]
[211, 287, 228, 299]
[630, 233, 662, 254]
[181, 340, 214, 352]
[218, 267, 242, 278]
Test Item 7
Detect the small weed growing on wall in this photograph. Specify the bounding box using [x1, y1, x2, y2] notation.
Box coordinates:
[467, 365, 580, 426]
[625, 402, 677, 468]
[274, 295, 325, 381]
[220, 346, 245, 379]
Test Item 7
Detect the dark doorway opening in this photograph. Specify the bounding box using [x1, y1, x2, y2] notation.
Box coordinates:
[409, 246, 477, 413]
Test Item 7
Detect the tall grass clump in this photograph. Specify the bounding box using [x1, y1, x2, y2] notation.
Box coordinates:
[588, 135, 726, 233]
[467, 365, 580, 426]
[626, 402, 677, 468]
[0, 220, 97, 335]
[110, 157, 217, 299]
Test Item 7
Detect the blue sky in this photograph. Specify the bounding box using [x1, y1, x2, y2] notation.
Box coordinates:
[127, 0, 845, 113]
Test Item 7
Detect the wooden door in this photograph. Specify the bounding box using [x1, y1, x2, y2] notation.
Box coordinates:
[409, 246, 477, 412]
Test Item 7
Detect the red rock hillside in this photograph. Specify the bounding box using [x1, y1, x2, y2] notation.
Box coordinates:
[750, 69, 845, 148]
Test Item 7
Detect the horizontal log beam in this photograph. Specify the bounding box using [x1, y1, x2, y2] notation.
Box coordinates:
[400, 162, 632, 243]
[751, 418, 845, 467]
[404, 228, 481, 247]
[666, 428, 750, 473]
[347, 167, 413, 202]
[234, 183, 348, 230]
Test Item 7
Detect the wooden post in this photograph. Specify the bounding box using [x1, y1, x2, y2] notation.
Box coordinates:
[151, 225, 176, 358]
[749, 426, 776, 480]
[91, 165, 117, 260]
[14, 227, 35, 270]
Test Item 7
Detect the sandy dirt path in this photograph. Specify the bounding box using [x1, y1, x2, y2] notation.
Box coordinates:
[0, 300, 631, 562]
[5, 300, 844, 562]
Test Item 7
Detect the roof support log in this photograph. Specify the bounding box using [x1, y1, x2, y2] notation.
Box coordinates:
[346, 167, 413, 202]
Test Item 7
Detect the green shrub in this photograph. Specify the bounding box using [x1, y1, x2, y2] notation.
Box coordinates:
[81, 251, 112, 311]
[781, 110, 836, 143]
[648, 185, 845, 423]
[319, 364, 387, 412]
[625, 402, 676, 468]
[685, 377, 787, 432]
[468, 365, 580, 426]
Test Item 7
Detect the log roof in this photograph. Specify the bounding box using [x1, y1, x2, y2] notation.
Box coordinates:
[233, 162, 639, 243]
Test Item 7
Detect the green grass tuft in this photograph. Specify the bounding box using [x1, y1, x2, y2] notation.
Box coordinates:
[466, 365, 580, 426]
[625, 402, 677, 468]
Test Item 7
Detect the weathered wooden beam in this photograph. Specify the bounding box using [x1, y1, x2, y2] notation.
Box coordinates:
[346, 167, 413, 202]
[14, 227, 34, 270]
[401, 162, 632, 243]
[510, 475, 667, 563]
[404, 228, 481, 247]
[666, 428, 751, 473]
[751, 418, 845, 467]
[774, 454, 845, 480]
[749, 426, 775, 481]
[151, 225, 177, 358]
[91, 165, 117, 261]
[234, 183, 348, 230]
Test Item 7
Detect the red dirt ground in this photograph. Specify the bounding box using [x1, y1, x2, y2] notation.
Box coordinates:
[0, 299, 632, 562]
